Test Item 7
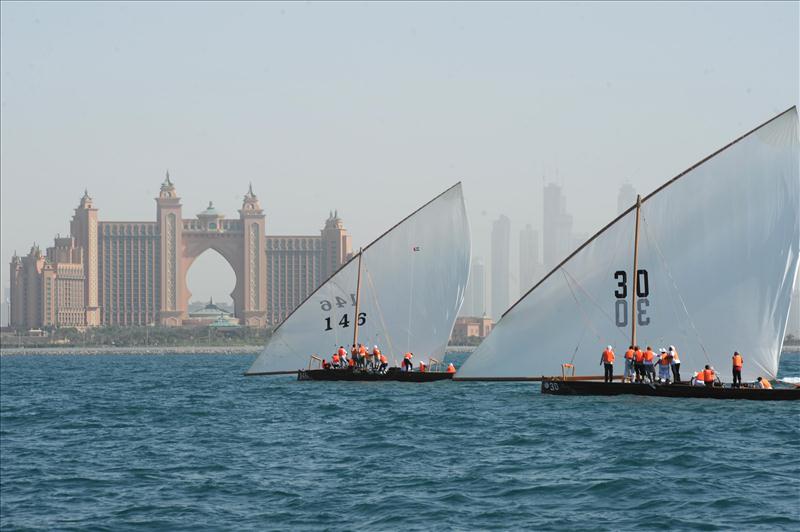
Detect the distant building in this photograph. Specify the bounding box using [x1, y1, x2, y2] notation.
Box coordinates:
[543, 183, 573, 269]
[451, 316, 494, 341]
[461, 257, 486, 317]
[1, 287, 10, 327]
[618, 183, 637, 214]
[184, 298, 234, 326]
[519, 224, 542, 294]
[491, 215, 510, 318]
[8, 175, 352, 330]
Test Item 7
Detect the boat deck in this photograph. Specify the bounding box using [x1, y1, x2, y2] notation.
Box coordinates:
[540, 379, 800, 400]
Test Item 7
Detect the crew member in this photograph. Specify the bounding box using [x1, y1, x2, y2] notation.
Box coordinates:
[634, 346, 645, 383]
[372, 345, 381, 370]
[402, 352, 413, 372]
[756, 376, 772, 389]
[338, 346, 348, 367]
[624, 345, 635, 383]
[669, 345, 681, 382]
[600, 345, 615, 383]
[731, 351, 743, 388]
[446, 363, 456, 374]
[692, 371, 705, 386]
[657, 348, 671, 383]
[702, 364, 716, 388]
[419, 360, 427, 373]
[322, 359, 330, 370]
[348, 356, 356, 368]
[332, 351, 341, 368]
[358, 344, 368, 368]
[643, 346, 656, 383]
[378, 352, 388, 373]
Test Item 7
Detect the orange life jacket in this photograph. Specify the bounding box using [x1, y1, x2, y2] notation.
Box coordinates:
[351, 347, 357, 356]
[348, 357, 355, 367]
[446, 364, 456, 373]
[732, 354, 743, 369]
[602, 349, 615, 363]
[643, 350, 655, 363]
[404, 353, 412, 360]
[634, 350, 644, 363]
[379, 354, 387, 364]
[332, 354, 340, 363]
[624, 349, 634, 360]
[358, 346, 367, 355]
[338, 347, 347, 357]
[419, 363, 426, 373]
[703, 368, 715, 382]
[373, 348, 380, 356]
[760, 378, 772, 389]
[659, 354, 670, 366]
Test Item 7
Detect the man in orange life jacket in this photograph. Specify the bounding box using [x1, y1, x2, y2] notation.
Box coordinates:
[633, 346, 645, 383]
[657, 348, 671, 383]
[402, 352, 413, 372]
[331, 351, 341, 369]
[702, 365, 716, 388]
[756, 376, 772, 389]
[731, 351, 744, 388]
[337, 346, 348, 368]
[623, 345, 635, 383]
[358, 344, 368, 368]
[642, 346, 657, 383]
[378, 352, 388, 374]
[446, 363, 457, 374]
[600, 346, 615, 383]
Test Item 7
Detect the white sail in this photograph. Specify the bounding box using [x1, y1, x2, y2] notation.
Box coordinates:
[247, 183, 471, 375]
[458, 108, 799, 382]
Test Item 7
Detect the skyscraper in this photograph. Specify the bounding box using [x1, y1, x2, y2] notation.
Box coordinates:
[491, 215, 510, 319]
[519, 224, 540, 294]
[618, 183, 637, 214]
[543, 183, 573, 269]
[461, 257, 486, 317]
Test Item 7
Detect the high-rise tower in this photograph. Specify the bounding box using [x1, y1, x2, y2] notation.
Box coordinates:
[491, 215, 510, 319]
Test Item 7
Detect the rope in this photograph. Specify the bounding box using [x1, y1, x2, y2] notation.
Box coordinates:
[640, 213, 711, 365]
[364, 266, 396, 359]
[561, 269, 603, 364]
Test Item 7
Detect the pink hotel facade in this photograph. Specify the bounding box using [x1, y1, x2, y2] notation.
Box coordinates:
[9, 175, 352, 329]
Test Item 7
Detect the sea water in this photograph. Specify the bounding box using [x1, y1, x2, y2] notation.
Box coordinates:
[1, 352, 798, 531]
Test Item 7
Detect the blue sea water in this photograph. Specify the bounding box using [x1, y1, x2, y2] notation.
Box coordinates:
[1, 352, 799, 531]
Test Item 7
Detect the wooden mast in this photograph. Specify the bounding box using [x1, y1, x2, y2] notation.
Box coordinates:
[630, 195, 642, 347]
[352, 249, 363, 349]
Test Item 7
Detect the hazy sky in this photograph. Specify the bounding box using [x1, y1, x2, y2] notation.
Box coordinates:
[2, 1, 798, 305]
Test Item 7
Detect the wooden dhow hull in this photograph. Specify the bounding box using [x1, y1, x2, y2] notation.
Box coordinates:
[298, 367, 454, 382]
[540, 379, 800, 401]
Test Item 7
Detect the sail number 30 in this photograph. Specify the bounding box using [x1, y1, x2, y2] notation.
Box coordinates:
[613, 270, 650, 327]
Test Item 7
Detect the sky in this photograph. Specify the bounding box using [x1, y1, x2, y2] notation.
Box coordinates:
[1, 1, 798, 307]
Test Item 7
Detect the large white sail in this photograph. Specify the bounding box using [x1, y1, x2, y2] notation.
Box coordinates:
[247, 183, 471, 375]
[458, 108, 799, 382]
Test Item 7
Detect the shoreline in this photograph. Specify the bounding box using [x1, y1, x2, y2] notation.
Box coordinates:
[0, 345, 479, 356]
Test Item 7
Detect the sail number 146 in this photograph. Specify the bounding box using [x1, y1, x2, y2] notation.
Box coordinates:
[320, 294, 367, 331]
[613, 270, 650, 327]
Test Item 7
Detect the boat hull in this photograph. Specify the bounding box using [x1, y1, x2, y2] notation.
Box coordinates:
[298, 367, 454, 382]
[540, 379, 800, 401]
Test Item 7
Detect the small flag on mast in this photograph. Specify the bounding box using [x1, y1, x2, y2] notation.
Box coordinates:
[412, 246, 421, 252]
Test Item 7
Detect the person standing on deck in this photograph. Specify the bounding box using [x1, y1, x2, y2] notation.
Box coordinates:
[402, 352, 414, 372]
[669, 346, 681, 382]
[358, 344, 368, 368]
[731, 352, 744, 388]
[657, 348, 671, 383]
[372, 346, 381, 370]
[600, 346, 615, 383]
[351, 344, 358, 366]
[702, 365, 716, 388]
[623, 346, 635, 383]
[643, 346, 657, 383]
[338, 346, 348, 368]
[634, 346, 645, 383]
